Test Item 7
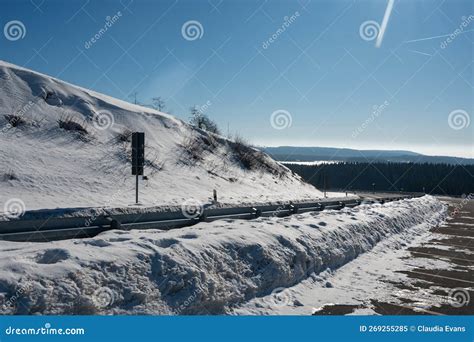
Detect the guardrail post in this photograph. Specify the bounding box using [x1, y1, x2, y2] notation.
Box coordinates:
[105, 217, 121, 230]
[288, 204, 298, 214]
[252, 207, 262, 218]
[199, 211, 207, 222]
[110, 219, 121, 230]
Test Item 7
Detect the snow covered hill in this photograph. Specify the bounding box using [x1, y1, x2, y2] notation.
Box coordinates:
[0, 60, 323, 214]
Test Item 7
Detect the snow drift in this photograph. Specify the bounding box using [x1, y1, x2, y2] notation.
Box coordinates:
[0, 196, 445, 315]
[0, 60, 323, 213]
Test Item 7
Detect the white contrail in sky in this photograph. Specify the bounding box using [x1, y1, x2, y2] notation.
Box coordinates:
[408, 49, 433, 57]
[404, 29, 474, 43]
[376, 0, 395, 48]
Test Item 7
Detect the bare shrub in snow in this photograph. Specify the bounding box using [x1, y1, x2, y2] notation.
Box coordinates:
[115, 128, 132, 143]
[2, 169, 18, 181]
[189, 106, 220, 135]
[144, 150, 165, 174]
[151, 97, 166, 112]
[4, 114, 26, 127]
[115, 143, 163, 176]
[230, 134, 256, 170]
[180, 131, 220, 165]
[57, 115, 88, 135]
[229, 134, 284, 176]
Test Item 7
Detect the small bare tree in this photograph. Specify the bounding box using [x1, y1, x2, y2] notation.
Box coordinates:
[129, 91, 139, 105]
[152, 97, 166, 111]
[189, 105, 220, 134]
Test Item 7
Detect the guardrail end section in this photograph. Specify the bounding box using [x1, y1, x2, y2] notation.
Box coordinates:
[111, 219, 122, 230]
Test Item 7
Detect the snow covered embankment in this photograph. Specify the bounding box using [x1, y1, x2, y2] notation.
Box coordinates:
[0, 196, 445, 315]
[0, 60, 324, 213]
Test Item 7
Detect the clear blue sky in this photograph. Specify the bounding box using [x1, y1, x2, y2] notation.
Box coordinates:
[1, 0, 472, 157]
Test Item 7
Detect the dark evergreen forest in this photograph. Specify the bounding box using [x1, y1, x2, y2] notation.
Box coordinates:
[285, 162, 474, 196]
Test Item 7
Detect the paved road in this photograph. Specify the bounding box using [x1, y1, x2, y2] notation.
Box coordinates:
[314, 196, 474, 315]
[392, 196, 474, 315]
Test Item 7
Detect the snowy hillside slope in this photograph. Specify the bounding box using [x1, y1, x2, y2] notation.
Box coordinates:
[0, 60, 323, 213]
[0, 196, 445, 314]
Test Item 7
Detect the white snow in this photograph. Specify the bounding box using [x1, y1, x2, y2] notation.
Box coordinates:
[235, 200, 454, 315]
[0, 60, 326, 215]
[0, 195, 445, 314]
[0, 61, 450, 316]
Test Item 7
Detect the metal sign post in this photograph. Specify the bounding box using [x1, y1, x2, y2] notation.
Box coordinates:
[131, 132, 145, 204]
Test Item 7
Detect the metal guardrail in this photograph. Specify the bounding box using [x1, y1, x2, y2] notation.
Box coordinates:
[0, 194, 422, 242]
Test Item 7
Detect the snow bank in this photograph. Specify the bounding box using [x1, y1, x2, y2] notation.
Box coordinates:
[0, 60, 323, 214]
[0, 196, 445, 315]
[235, 203, 451, 315]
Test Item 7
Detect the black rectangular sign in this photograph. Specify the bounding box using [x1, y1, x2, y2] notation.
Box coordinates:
[132, 132, 145, 175]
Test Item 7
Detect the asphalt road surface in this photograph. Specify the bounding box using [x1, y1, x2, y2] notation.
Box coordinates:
[313, 196, 473, 315]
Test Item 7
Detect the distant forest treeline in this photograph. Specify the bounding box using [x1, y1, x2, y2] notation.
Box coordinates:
[285, 162, 474, 196]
